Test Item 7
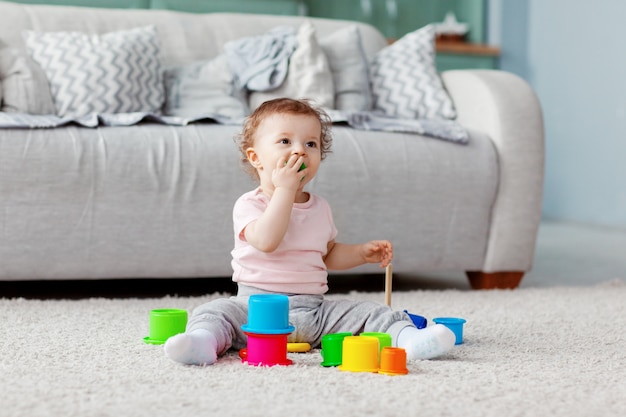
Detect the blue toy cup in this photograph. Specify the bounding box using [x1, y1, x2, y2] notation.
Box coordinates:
[433, 317, 467, 345]
[241, 294, 295, 334]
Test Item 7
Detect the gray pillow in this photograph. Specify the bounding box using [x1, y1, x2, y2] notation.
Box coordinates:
[0, 47, 56, 114]
[162, 54, 246, 119]
[370, 24, 456, 120]
[320, 25, 372, 111]
[23, 26, 164, 117]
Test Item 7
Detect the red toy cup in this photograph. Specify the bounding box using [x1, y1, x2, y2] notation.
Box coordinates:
[243, 332, 292, 366]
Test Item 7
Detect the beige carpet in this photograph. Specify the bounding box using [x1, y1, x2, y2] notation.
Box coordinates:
[1, 280, 625, 417]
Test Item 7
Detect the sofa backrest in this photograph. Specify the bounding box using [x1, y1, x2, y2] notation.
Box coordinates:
[0, 0, 388, 67]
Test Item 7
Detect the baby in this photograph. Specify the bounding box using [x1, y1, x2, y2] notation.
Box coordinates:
[165, 98, 455, 365]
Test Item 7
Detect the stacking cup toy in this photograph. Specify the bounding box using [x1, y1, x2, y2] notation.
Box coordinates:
[378, 347, 409, 376]
[433, 317, 467, 345]
[241, 294, 294, 367]
[241, 294, 295, 334]
[143, 308, 188, 345]
[338, 336, 379, 373]
[360, 332, 392, 356]
[320, 332, 352, 367]
[243, 332, 292, 366]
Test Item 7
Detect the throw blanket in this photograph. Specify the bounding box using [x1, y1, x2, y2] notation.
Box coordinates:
[0, 111, 469, 144]
[224, 26, 298, 92]
[326, 110, 469, 144]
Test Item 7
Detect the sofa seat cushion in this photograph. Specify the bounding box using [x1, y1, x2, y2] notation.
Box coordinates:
[0, 124, 248, 279]
[0, 125, 496, 280]
[312, 126, 498, 273]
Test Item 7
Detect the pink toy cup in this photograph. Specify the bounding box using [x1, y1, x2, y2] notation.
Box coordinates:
[243, 332, 292, 366]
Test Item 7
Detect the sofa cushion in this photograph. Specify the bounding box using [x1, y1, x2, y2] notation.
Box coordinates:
[23, 25, 164, 117]
[162, 54, 246, 119]
[319, 25, 372, 111]
[0, 48, 56, 114]
[370, 24, 456, 120]
[249, 21, 334, 111]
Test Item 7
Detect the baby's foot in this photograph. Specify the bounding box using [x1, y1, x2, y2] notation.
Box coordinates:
[164, 329, 218, 365]
[397, 324, 456, 360]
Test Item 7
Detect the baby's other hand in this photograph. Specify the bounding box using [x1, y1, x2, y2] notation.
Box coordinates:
[360, 240, 393, 267]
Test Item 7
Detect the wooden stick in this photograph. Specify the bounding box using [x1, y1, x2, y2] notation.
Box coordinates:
[385, 263, 393, 307]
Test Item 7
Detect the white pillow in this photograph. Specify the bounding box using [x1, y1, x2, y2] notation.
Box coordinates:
[319, 25, 372, 111]
[163, 54, 246, 119]
[0, 47, 56, 114]
[23, 26, 164, 117]
[370, 24, 456, 120]
[249, 21, 334, 111]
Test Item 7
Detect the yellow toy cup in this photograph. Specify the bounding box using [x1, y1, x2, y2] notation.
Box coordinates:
[338, 336, 379, 373]
[143, 308, 188, 345]
[378, 347, 409, 376]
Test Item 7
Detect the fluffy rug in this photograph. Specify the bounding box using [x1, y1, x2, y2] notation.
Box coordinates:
[1, 280, 625, 417]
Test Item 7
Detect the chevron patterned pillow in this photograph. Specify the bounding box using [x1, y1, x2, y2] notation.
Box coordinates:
[370, 24, 456, 120]
[23, 26, 164, 118]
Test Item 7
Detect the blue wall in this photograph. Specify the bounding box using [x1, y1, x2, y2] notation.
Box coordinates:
[494, 0, 626, 229]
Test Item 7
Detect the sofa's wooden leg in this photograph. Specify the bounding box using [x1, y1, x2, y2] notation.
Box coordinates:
[466, 271, 524, 290]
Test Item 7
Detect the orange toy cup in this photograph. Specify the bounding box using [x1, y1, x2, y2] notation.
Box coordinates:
[378, 347, 409, 376]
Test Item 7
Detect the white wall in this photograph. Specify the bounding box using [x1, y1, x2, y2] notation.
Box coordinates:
[492, 0, 626, 229]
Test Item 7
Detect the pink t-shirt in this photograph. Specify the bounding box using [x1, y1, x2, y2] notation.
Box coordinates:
[231, 187, 338, 294]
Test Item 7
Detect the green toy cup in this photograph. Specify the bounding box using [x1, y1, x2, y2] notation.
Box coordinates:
[360, 332, 392, 357]
[320, 332, 352, 367]
[143, 309, 188, 345]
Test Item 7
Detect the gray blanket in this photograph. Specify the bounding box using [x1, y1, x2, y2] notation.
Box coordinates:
[224, 26, 298, 92]
[0, 110, 469, 144]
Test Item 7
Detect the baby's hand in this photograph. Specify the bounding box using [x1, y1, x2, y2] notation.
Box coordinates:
[272, 155, 307, 191]
[360, 240, 393, 268]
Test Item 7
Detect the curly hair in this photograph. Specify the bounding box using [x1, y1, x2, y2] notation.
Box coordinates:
[235, 98, 332, 180]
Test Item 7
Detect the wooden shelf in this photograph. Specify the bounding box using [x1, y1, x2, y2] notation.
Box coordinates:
[435, 40, 500, 56]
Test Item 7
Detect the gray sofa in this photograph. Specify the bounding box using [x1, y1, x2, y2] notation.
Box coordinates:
[0, 1, 544, 289]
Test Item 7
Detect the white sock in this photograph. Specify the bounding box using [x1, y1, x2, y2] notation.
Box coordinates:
[397, 324, 456, 360]
[164, 329, 218, 365]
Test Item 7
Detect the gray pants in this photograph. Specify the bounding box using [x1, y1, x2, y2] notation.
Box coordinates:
[187, 285, 414, 355]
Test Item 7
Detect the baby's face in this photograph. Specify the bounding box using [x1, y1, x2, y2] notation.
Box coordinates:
[248, 112, 322, 189]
